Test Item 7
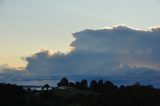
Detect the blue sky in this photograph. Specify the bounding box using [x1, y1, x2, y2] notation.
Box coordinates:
[0, 0, 160, 67]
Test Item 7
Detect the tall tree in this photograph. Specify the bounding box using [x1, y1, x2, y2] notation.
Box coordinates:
[57, 77, 69, 87]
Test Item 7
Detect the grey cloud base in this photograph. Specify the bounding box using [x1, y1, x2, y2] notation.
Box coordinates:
[1, 25, 160, 87]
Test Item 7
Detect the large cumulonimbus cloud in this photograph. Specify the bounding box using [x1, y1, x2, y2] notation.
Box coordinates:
[71, 25, 160, 70]
[1, 25, 160, 86]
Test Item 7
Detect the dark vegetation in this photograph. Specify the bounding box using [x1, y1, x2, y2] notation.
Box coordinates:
[0, 78, 160, 106]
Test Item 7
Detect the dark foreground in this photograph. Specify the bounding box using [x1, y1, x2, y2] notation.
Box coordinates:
[0, 78, 160, 106]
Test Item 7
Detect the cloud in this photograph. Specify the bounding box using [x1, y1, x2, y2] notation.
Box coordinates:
[0, 64, 28, 82]
[1, 25, 160, 87]
[71, 25, 160, 70]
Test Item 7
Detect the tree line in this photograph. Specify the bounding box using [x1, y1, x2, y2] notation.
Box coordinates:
[0, 78, 160, 106]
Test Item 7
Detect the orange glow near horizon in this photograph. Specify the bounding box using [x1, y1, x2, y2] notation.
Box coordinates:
[0, 47, 74, 68]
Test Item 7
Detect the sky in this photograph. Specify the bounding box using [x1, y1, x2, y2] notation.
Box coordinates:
[0, 0, 160, 86]
[0, 0, 160, 67]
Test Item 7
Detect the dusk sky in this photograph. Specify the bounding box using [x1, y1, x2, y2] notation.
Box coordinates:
[0, 0, 160, 67]
[0, 0, 160, 86]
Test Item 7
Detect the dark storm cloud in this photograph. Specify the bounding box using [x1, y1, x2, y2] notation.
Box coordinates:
[1, 25, 160, 86]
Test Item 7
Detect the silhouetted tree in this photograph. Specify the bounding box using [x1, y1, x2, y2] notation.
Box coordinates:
[69, 81, 75, 87]
[104, 81, 118, 93]
[43, 84, 50, 90]
[90, 80, 98, 91]
[98, 79, 104, 85]
[81, 79, 88, 90]
[104, 81, 114, 86]
[97, 79, 106, 92]
[0, 83, 26, 106]
[57, 77, 69, 87]
[1, 79, 160, 106]
[75, 81, 82, 89]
